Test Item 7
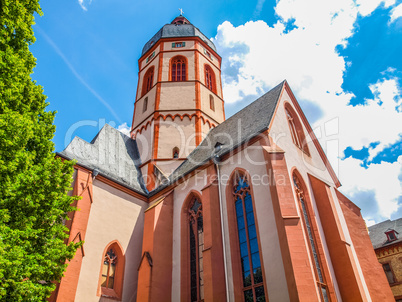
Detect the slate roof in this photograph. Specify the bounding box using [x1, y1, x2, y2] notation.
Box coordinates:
[59, 81, 285, 197]
[368, 218, 402, 249]
[58, 124, 147, 195]
[141, 18, 217, 56]
[150, 80, 285, 195]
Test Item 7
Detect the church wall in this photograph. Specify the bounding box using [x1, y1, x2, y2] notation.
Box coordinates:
[164, 40, 195, 52]
[158, 116, 195, 158]
[155, 160, 184, 177]
[269, 91, 342, 297]
[139, 44, 161, 71]
[133, 89, 156, 129]
[197, 53, 222, 99]
[135, 120, 153, 164]
[217, 141, 291, 302]
[269, 90, 331, 184]
[138, 60, 159, 101]
[195, 43, 220, 70]
[199, 86, 224, 124]
[268, 89, 375, 299]
[171, 169, 209, 301]
[170, 142, 290, 301]
[159, 82, 196, 110]
[201, 119, 212, 137]
[74, 180, 147, 302]
[156, 115, 196, 159]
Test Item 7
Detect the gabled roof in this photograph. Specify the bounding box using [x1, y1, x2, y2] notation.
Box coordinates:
[59, 79, 341, 198]
[58, 124, 147, 195]
[150, 81, 286, 195]
[369, 218, 402, 249]
[141, 16, 217, 56]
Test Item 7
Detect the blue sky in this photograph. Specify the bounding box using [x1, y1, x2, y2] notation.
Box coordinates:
[30, 0, 401, 225]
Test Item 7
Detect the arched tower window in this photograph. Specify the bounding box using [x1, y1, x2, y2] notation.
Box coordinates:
[171, 56, 187, 82]
[97, 241, 125, 299]
[209, 95, 215, 111]
[292, 172, 329, 302]
[285, 104, 310, 155]
[188, 198, 204, 301]
[232, 173, 265, 301]
[204, 65, 216, 93]
[173, 147, 179, 158]
[142, 67, 154, 97]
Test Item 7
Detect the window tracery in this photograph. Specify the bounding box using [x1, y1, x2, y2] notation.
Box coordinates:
[293, 173, 329, 302]
[142, 67, 154, 96]
[171, 56, 187, 81]
[285, 104, 310, 155]
[232, 174, 265, 302]
[101, 249, 117, 289]
[204, 65, 216, 93]
[188, 198, 204, 302]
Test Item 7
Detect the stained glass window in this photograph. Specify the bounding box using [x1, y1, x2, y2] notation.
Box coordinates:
[293, 174, 329, 302]
[233, 174, 265, 302]
[101, 249, 117, 289]
[285, 105, 310, 155]
[189, 198, 204, 302]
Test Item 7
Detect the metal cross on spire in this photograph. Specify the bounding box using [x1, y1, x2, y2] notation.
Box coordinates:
[179, 8, 184, 16]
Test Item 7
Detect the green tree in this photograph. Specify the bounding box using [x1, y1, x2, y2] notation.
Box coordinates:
[0, 1, 80, 300]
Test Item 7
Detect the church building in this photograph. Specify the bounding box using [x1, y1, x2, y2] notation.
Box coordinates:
[52, 15, 394, 302]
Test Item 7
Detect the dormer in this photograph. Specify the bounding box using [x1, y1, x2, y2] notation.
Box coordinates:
[385, 229, 398, 242]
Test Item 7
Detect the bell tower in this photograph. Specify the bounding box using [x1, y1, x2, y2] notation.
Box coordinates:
[131, 15, 225, 190]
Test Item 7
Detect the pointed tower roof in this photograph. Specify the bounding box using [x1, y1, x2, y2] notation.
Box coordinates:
[141, 15, 217, 56]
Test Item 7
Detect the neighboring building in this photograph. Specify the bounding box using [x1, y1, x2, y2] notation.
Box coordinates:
[51, 15, 394, 302]
[369, 218, 402, 301]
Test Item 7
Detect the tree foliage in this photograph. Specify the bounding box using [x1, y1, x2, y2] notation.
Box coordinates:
[0, 1, 80, 300]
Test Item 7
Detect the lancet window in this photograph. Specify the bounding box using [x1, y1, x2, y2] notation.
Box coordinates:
[188, 198, 204, 302]
[293, 173, 329, 302]
[232, 174, 265, 302]
[204, 65, 216, 93]
[285, 104, 310, 155]
[171, 56, 187, 81]
[142, 67, 154, 96]
[101, 249, 117, 289]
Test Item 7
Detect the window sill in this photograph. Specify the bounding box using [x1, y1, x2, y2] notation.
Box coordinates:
[100, 288, 120, 300]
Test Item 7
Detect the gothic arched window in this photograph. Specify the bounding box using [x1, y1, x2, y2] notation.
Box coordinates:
[285, 104, 310, 155]
[232, 173, 265, 301]
[204, 65, 216, 93]
[171, 56, 187, 82]
[173, 147, 179, 158]
[142, 66, 154, 96]
[188, 198, 204, 301]
[97, 241, 125, 299]
[293, 173, 329, 302]
[101, 249, 117, 289]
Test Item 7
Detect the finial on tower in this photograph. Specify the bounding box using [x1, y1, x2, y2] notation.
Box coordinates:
[179, 8, 184, 16]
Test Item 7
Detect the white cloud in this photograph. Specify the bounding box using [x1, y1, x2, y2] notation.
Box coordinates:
[390, 3, 402, 22]
[356, 0, 395, 17]
[213, 0, 402, 222]
[117, 122, 131, 137]
[78, 0, 92, 11]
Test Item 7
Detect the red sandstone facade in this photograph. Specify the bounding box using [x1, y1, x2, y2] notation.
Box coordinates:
[53, 15, 394, 302]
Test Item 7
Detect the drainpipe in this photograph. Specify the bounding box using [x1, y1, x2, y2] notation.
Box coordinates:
[214, 152, 230, 302]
